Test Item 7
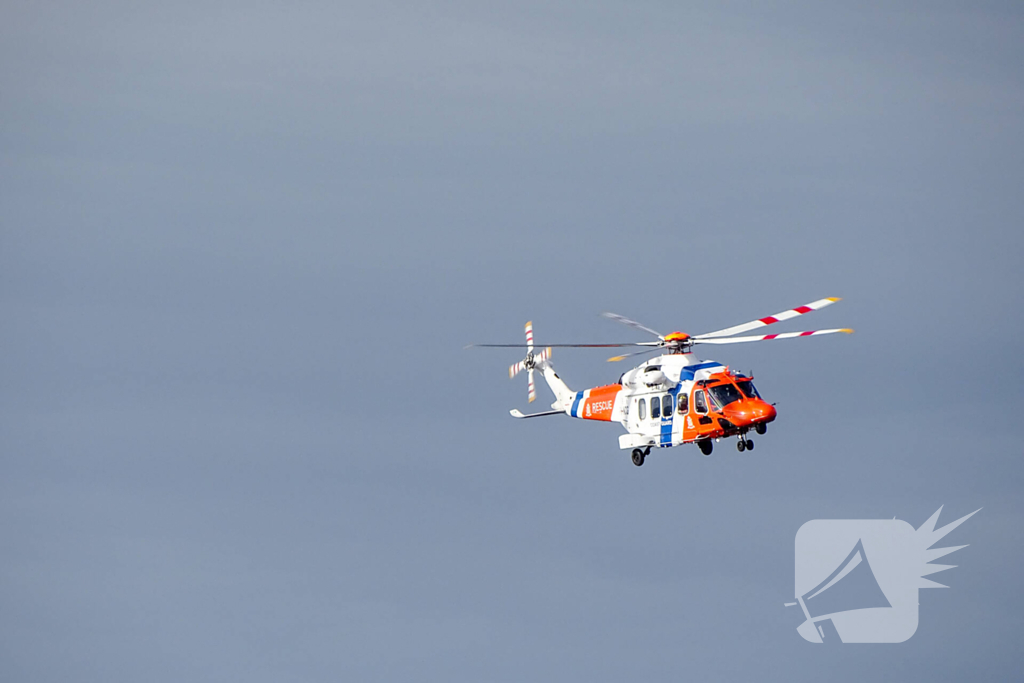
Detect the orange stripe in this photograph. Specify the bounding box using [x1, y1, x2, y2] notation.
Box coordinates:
[578, 384, 621, 421]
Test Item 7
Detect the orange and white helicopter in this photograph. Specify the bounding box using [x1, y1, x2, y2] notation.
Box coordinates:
[470, 298, 852, 466]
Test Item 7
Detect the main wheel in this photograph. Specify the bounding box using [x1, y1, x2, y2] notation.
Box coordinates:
[745, 439, 754, 451]
[736, 439, 746, 452]
[755, 422, 767, 435]
[698, 440, 713, 456]
[632, 449, 645, 466]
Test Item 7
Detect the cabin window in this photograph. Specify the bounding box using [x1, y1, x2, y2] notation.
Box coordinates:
[677, 393, 688, 414]
[638, 398, 647, 421]
[651, 396, 661, 419]
[694, 390, 708, 414]
[663, 394, 673, 415]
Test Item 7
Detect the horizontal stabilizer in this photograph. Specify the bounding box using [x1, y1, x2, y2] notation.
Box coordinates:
[510, 408, 564, 419]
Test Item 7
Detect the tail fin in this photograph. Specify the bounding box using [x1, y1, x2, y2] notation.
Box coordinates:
[538, 361, 574, 410]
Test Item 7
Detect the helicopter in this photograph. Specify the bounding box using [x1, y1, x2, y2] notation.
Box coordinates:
[469, 298, 851, 466]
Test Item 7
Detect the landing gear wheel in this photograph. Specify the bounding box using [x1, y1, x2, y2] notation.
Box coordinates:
[745, 439, 754, 451]
[755, 422, 767, 435]
[736, 439, 746, 452]
[698, 440, 713, 456]
[631, 449, 645, 466]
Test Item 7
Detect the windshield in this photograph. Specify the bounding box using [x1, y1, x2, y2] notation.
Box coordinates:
[736, 380, 760, 399]
[708, 383, 744, 409]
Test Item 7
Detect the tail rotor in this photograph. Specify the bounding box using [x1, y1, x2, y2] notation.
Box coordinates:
[508, 321, 551, 403]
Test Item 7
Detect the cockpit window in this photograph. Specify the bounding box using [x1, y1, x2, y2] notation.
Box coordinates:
[708, 383, 743, 409]
[694, 390, 707, 414]
[736, 380, 760, 399]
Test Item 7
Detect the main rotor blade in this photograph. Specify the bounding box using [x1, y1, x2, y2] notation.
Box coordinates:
[600, 312, 664, 339]
[693, 328, 853, 344]
[467, 342, 660, 349]
[693, 297, 841, 339]
[606, 347, 661, 363]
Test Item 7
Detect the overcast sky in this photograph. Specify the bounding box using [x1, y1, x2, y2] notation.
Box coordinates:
[2, 2, 1022, 681]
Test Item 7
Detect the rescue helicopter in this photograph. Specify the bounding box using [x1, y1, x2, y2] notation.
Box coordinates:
[468, 298, 851, 466]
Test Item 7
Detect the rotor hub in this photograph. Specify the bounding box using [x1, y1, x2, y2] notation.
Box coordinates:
[661, 331, 692, 353]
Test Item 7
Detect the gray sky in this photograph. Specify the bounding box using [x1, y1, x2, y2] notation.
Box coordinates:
[2, 1, 1022, 680]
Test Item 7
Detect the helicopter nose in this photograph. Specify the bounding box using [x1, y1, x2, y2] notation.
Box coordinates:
[722, 399, 776, 426]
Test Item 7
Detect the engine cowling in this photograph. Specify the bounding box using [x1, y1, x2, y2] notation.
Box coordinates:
[641, 366, 667, 386]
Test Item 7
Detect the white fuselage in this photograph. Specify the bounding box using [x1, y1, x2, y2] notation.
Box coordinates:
[612, 354, 725, 450]
[538, 352, 728, 450]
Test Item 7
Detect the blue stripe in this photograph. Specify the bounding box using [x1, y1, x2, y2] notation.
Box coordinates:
[660, 384, 681, 447]
[570, 391, 584, 418]
[677, 362, 723, 382]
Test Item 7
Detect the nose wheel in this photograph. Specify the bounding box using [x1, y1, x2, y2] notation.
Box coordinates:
[737, 437, 755, 452]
